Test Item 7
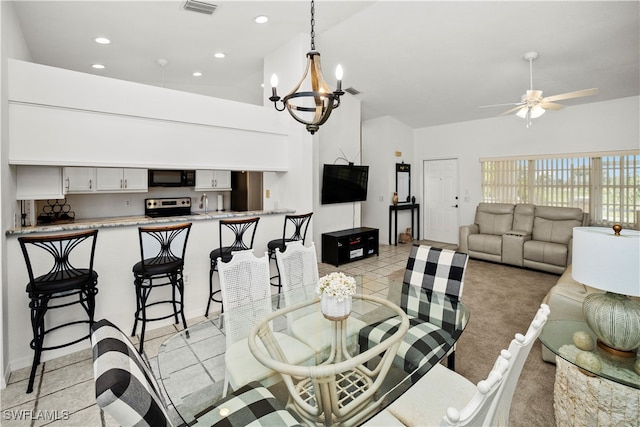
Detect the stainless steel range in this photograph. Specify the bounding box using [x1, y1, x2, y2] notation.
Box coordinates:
[145, 197, 191, 217]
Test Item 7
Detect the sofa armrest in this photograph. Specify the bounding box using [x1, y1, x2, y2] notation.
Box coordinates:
[458, 224, 479, 254]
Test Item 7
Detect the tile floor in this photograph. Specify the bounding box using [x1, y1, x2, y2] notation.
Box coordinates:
[0, 240, 456, 427]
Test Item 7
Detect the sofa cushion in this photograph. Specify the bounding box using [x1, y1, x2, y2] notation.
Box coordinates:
[532, 206, 583, 244]
[468, 234, 502, 256]
[475, 203, 514, 235]
[523, 240, 568, 267]
[513, 204, 535, 233]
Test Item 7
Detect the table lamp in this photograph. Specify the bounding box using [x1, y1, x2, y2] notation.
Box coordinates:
[572, 226, 640, 357]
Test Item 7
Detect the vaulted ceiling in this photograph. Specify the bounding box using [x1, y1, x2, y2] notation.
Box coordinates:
[11, 1, 640, 129]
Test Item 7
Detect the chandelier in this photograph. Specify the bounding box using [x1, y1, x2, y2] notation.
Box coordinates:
[268, 0, 344, 135]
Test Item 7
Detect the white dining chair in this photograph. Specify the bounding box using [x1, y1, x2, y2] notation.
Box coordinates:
[217, 249, 315, 396]
[275, 241, 366, 362]
[363, 303, 550, 426]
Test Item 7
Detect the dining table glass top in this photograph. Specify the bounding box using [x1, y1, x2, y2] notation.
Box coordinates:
[157, 281, 470, 426]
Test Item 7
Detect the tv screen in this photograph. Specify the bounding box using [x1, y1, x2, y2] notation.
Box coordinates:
[321, 164, 369, 204]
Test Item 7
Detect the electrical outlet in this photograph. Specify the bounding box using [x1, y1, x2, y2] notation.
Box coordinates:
[184, 272, 190, 285]
[265, 189, 270, 198]
[125, 199, 131, 206]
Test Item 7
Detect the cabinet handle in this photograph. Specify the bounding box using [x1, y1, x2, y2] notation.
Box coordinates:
[214, 179, 217, 187]
[65, 177, 70, 192]
[125, 179, 128, 188]
[89, 179, 92, 189]
[211, 179, 214, 187]
[120, 179, 124, 189]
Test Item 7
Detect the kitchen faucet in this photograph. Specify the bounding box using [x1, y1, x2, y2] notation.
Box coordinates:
[199, 193, 208, 214]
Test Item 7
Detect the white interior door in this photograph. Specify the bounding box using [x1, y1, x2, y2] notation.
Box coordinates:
[423, 159, 459, 244]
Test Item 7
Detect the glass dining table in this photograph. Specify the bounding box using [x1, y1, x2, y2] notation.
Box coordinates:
[157, 282, 470, 426]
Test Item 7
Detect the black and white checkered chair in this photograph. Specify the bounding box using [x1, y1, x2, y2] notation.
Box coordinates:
[91, 319, 300, 427]
[91, 319, 173, 426]
[359, 244, 469, 378]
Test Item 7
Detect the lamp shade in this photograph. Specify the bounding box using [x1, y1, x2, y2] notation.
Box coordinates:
[572, 227, 640, 296]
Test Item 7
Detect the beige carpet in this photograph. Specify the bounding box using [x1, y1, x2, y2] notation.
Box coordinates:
[390, 258, 558, 426]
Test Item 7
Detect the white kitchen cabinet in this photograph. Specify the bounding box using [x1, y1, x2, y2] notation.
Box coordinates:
[96, 168, 147, 192]
[64, 167, 96, 193]
[16, 166, 64, 200]
[195, 170, 231, 191]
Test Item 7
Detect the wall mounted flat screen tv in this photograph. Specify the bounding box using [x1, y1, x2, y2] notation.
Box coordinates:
[321, 164, 369, 204]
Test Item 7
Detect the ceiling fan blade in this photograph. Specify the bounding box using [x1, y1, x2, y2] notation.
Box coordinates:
[539, 102, 564, 111]
[500, 105, 526, 116]
[542, 88, 598, 103]
[479, 102, 523, 108]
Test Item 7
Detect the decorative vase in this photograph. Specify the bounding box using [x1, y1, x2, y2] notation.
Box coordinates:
[392, 192, 399, 206]
[320, 294, 352, 321]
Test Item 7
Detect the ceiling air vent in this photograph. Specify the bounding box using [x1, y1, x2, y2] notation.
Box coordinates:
[345, 87, 360, 95]
[183, 0, 217, 15]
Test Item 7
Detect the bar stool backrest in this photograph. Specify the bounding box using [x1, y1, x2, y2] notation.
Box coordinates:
[137, 223, 191, 271]
[280, 212, 313, 243]
[19, 229, 99, 287]
[219, 217, 260, 255]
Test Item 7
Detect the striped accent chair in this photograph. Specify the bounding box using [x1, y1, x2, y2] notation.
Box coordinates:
[91, 319, 300, 427]
[359, 244, 469, 378]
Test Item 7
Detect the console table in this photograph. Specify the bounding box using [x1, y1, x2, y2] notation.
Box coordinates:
[540, 320, 639, 426]
[389, 203, 420, 245]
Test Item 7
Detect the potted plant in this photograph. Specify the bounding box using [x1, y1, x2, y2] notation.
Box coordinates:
[316, 272, 357, 320]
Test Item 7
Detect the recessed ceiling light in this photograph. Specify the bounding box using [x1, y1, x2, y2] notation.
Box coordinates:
[94, 37, 110, 45]
[255, 15, 268, 24]
[193, 71, 203, 77]
[214, 52, 226, 59]
[91, 64, 105, 69]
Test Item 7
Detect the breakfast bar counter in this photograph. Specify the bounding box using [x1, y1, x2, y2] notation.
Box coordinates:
[5, 208, 294, 236]
[4, 208, 295, 375]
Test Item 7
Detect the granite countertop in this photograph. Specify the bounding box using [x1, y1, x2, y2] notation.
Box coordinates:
[6, 208, 294, 236]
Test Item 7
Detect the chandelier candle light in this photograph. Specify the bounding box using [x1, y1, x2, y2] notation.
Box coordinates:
[268, 0, 344, 135]
[316, 272, 356, 320]
[572, 225, 640, 357]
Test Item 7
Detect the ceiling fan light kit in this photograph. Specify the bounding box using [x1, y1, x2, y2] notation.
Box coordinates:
[482, 51, 598, 128]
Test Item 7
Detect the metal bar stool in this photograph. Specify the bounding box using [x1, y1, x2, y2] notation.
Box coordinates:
[206, 217, 260, 316]
[267, 212, 313, 294]
[18, 229, 99, 393]
[132, 222, 191, 353]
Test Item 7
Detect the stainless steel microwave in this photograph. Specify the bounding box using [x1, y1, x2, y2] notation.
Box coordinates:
[148, 169, 196, 187]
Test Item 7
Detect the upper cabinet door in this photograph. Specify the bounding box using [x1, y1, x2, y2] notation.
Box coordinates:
[122, 168, 148, 191]
[213, 170, 231, 190]
[96, 168, 123, 191]
[195, 170, 231, 191]
[96, 168, 148, 192]
[16, 166, 64, 200]
[64, 167, 96, 193]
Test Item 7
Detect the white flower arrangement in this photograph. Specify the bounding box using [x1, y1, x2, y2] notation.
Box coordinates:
[316, 272, 356, 302]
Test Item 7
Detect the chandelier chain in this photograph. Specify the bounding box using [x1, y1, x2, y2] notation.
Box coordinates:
[310, 0, 315, 51]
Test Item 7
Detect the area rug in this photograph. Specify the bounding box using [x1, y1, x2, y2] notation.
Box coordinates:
[390, 258, 558, 426]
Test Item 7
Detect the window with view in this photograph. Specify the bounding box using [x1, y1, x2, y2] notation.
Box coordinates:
[481, 151, 639, 228]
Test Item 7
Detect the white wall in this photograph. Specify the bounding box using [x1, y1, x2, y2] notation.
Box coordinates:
[263, 34, 363, 256]
[1, 1, 32, 389]
[313, 93, 362, 256]
[362, 116, 414, 245]
[412, 96, 640, 239]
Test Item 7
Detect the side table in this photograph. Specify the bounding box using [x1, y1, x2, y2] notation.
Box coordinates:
[389, 203, 420, 245]
[540, 320, 639, 426]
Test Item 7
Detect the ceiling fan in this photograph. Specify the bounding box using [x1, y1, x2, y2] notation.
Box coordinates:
[481, 51, 598, 128]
